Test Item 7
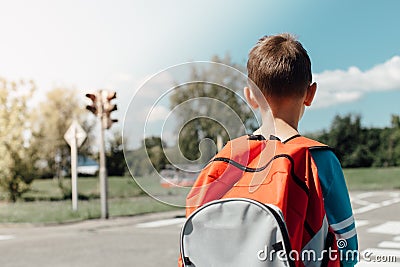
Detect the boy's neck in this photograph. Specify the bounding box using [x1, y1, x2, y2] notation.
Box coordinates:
[255, 101, 303, 141]
[273, 117, 300, 139]
[255, 117, 299, 141]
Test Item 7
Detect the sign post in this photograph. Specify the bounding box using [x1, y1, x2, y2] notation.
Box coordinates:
[64, 120, 87, 211]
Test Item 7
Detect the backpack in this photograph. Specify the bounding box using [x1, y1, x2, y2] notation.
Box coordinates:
[180, 197, 295, 267]
[180, 134, 339, 267]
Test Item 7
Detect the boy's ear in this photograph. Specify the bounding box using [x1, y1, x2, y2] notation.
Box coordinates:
[304, 82, 317, 106]
[244, 87, 259, 109]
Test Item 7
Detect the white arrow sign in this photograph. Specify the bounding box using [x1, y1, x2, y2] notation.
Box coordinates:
[64, 120, 87, 148]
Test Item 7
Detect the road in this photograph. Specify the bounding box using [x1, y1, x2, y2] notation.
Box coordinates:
[0, 191, 399, 267]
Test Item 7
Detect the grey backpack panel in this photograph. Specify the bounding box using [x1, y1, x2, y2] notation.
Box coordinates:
[180, 198, 295, 267]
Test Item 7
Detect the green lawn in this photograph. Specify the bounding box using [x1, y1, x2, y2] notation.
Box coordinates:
[0, 167, 399, 224]
[0, 175, 186, 224]
[344, 167, 400, 190]
[21, 176, 146, 201]
[0, 197, 180, 224]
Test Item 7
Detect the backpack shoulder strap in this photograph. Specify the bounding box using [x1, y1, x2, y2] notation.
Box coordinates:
[216, 134, 266, 160]
[186, 135, 266, 216]
[284, 135, 331, 150]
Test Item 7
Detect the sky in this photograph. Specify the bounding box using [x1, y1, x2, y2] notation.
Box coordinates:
[1, 0, 400, 148]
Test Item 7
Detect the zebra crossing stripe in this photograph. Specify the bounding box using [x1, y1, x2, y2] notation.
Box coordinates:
[378, 241, 400, 249]
[362, 248, 400, 257]
[357, 261, 400, 267]
[136, 218, 186, 228]
[353, 197, 400, 215]
[0, 235, 15, 241]
[368, 221, 400, 235]
[355, 220, 369, 228]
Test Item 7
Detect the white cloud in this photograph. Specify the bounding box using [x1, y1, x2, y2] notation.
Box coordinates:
[313, 56, 400, 108]
[147, 105, 170, 122]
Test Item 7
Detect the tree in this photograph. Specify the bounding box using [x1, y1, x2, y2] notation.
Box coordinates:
[169, 55, 258, 162]
[145, 136, 169, 172]
[124, 136, 169, 177]
[377, 115, 400, 167]
[31, 88, 94, 178]
[323, 114, 364, 167]
[106, 131, 127, 176]
[0, 78, 39, 201]
[310, 113, 400, 168]
[125, 147, 150, 177]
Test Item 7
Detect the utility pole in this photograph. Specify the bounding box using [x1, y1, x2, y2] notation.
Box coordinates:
[85, 90, 118, 219]
[98, 102, 108, 219]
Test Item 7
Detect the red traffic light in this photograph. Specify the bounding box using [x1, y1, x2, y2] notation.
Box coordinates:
[85, 93, 99, 115]
[86, 93, 96, 102]
[86, 105, 97, 114]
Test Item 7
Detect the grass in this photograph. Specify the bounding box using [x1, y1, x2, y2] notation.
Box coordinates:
[0, 167, 399, 224]
[21, 176, 146, 201]
[0, 175, 186, 224]
[0, 197, 180, 224]
[344, 166, 400, 190]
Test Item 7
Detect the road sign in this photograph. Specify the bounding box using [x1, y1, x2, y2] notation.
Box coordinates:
[64, 120, 87, 148]
[64, 120, 87, 211]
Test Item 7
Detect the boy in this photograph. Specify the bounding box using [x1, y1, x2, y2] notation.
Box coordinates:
[180, 34, 358, 267]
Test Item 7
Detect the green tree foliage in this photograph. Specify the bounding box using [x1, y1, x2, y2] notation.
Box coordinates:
[0, 79, 38, 201]
[127, 114, 400, 175]
[312, 114, 400, 168]
[125, 136, 169, 177]
[169, 55, 258, 161]
[32, 88, 94, 178]
[125, 147, 149, 177]
[377, 115, 400, 167]
[145, 136, 169, 172]
[106, 131, 127, 176]
[326, 114, 365, 167]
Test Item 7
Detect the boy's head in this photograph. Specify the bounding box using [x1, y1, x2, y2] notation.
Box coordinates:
[247, 33, 312, 100]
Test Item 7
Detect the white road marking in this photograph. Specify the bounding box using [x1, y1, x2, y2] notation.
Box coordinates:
[382, 198, 400, 207]
[368, 221, 400, 235]
[378, 241, 400, 249]
[354, 203, 381, 214]
[136, 218, 186, 228]
[345, 193, 400, 266]
[353, 198, 400, 215]
[355, 192, 381, 199]
[0, 235, 15, 241]
[352, 198, 373, 206]
[357, 261, 399, 267]
[362, 248, 400, 257]
[390, 192, 400, 198]
[355, 220, 369, 228]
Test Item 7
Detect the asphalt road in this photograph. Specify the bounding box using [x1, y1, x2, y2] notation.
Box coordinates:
[0, 191, 400, 267]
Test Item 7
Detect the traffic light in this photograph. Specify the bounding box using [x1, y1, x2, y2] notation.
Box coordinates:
[101, 90, 118, 129]
[85, 93, 99, 115]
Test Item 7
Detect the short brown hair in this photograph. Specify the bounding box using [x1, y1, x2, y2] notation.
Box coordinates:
[247, 33, 312, 98]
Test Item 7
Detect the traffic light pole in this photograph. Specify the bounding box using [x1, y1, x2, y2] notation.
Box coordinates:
[98, 100, 109, 219]
[86, 89, 117, 220]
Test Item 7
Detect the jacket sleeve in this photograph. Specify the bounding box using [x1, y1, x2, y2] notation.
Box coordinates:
[311, 149, 359, 267]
